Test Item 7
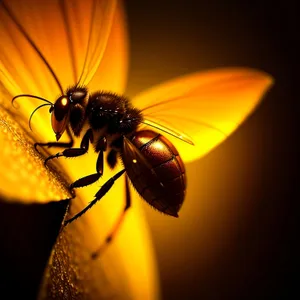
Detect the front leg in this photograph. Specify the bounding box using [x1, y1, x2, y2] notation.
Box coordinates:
[34, 127, 74, 152]
[44, 128, 93, 165]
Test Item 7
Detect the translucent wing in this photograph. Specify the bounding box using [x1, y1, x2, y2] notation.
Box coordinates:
[133, 68, 273, 162]
[0, 0, 125, 139]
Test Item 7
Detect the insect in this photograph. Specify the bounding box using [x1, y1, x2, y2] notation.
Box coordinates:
[0, 0, 272, 257]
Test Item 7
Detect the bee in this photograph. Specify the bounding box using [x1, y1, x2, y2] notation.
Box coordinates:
[0, 0, 272, 257]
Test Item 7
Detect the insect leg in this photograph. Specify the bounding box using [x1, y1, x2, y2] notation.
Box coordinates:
[107, 149, 118, 169]
[70, 149, 104, 189]
[91, 175, 132, 259]
[44, 128, 92, 165]
[69, 137, 107, 189]
[34, 127, 74, 152]
[64, 169, 126, 226]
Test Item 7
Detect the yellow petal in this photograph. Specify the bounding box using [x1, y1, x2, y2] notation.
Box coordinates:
[88, 0, 129, 94]
[0, 104, 71, 203]
[39, 190, 160, 300]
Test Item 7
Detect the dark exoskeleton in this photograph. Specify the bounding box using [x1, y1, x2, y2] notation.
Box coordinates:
[28, 86, 186, 257]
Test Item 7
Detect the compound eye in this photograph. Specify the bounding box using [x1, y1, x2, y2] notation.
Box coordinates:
[51, 96, 70, 140]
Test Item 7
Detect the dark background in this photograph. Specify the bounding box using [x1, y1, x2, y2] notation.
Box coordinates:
[126, 1, 297, 300]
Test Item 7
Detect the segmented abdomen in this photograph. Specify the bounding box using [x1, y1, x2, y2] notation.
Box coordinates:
[122, 130, 186, 217]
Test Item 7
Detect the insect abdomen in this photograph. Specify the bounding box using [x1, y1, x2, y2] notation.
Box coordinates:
[122, 130, 186, 217]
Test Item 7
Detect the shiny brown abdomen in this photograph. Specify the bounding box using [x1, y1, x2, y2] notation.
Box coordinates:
[121, 130, 186, 217]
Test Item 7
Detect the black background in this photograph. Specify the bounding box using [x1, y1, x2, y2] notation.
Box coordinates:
[126, 1, 297, 300]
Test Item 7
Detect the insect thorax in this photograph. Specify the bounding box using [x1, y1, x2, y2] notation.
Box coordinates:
[86, 91, 143, 136]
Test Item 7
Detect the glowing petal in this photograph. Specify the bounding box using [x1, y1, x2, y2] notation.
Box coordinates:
[0, 106, 71, 202]
[88, 0, 128, 94]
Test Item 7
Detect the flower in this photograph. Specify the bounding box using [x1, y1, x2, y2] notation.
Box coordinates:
[0, 1, 160, 299]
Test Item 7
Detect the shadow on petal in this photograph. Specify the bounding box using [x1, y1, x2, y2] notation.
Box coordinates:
[0, 199, 69, 299]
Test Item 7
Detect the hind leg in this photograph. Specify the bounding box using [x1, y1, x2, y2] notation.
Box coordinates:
[91, 175, 131, 259]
